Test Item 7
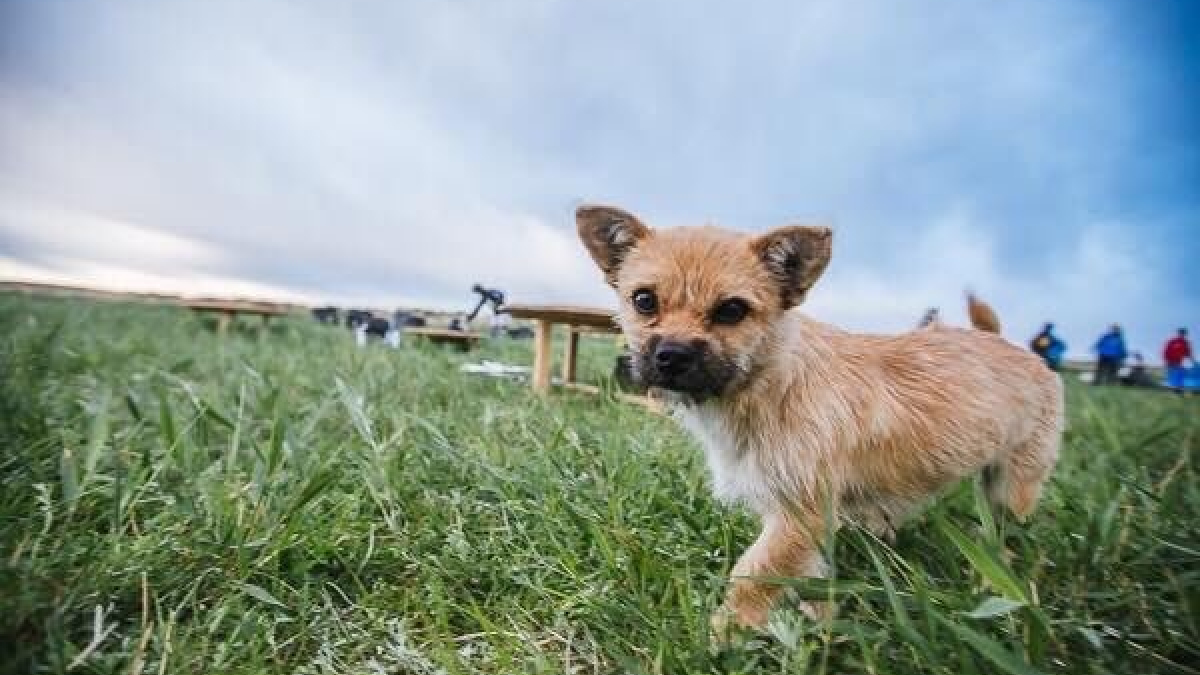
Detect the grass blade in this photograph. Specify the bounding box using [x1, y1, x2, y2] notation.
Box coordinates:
[865, 541, 931, 654]
[936, 614, 1046, 675]
[966, 596, 1026, 619]
[938, 518, 1028, 603]
[236, 582, 287, 610]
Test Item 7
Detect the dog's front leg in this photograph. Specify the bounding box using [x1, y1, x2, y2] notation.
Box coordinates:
[713, 513, 826, 634]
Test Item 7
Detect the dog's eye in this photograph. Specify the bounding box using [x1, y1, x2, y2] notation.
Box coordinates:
[712, 298, 749, 325]
[631, 289, 658, 315]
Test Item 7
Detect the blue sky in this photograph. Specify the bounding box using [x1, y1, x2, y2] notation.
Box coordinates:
[1, 0, 1196, 358]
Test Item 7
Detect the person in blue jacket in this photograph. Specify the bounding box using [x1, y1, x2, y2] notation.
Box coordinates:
[1092, 324, 1127, 385]
[1030, 322, 1067, 371]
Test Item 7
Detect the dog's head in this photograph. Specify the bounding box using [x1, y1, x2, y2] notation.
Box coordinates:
[577, 205, 831, 402]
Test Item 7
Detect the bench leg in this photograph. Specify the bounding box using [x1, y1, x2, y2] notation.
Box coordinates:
[562, 329, 579, 383]
[533, 319, 553, 393]
[216, 311, 233, 335]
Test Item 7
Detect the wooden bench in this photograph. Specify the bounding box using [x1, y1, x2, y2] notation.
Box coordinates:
[403, 327, 482, 351]
[182, 298, 291, 335]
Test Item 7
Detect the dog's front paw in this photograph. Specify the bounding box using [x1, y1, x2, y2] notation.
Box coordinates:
[797, 599, 832, 621]
[709, 608, 733, 645]
[710, 603, 767, 646]
[709, 608, 745, 647]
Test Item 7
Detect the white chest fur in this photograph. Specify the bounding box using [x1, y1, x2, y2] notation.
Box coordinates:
[674, 404, 774, 512]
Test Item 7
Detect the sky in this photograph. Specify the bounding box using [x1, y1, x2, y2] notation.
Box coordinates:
[1, 0, 1196, 358]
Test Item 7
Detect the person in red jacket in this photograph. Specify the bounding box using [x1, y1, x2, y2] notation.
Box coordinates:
[1163, 328, 1193, 391]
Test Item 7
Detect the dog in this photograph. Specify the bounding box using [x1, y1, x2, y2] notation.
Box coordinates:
[575, 204, 1062, 634]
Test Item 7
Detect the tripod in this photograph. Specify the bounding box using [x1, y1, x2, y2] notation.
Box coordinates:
[466, 284, 507, 323]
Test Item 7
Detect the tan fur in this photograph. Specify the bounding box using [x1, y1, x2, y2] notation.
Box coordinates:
[576, 205, 1062, 635]
[967, 291, 1002, 333]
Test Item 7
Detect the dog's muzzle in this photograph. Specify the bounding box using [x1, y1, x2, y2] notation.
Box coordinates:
[636, 337, 736, 401]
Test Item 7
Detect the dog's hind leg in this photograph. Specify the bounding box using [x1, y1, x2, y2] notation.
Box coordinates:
[989, 381, 1062, 521]
[986, 429, 1059, 522]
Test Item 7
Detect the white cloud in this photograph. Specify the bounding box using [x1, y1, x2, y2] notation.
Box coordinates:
[0, 256, 316, 304]
[0, 193, 223, 271]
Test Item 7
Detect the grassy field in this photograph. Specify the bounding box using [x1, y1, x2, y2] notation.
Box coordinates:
[1, 294, 1196, 674]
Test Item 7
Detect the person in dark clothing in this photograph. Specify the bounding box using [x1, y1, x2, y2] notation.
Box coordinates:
[917, 307, 940, 329]
[365, 317, 390, 339]
[1030, 322, 1066, 371]
[1121, 353, 1158, 388]
[345, 309, 372, 329]
[1092, 324, 1127, 386]
[312, 306, 339, 324]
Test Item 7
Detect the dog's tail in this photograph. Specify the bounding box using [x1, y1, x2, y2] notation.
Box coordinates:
[966, 290, 1001, 333]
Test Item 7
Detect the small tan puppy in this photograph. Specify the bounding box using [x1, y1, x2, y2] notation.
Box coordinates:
[576, 205, 1062, 633]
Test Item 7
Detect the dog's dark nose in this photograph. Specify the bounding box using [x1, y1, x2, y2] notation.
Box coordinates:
[654, 341, 699, 376]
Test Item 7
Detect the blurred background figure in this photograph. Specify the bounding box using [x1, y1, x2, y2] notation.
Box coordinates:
[1163, 328, 1193, 392]
[917, 307, 940, 329]
[345, 309, 372, 330]
[312, 306, 339, 324]
[1092, 324, 1128, 385]
[1120, 353, 1158, 388]
[467, 285, 506, 320]
[465, 284, 510, 336]
[1030, 322, 1067, 371]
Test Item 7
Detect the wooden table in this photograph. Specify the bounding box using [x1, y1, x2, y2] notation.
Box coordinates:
[404, 327, 482, 351]
[505, 304, 621, 393]
[182, 298, 292, 335]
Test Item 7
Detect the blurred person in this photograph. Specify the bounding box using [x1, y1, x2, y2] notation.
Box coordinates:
[1091, 324, 1127, 385]
[1163, 328, 1193, 392]
[1120, 352, 1158, 388]
[1030, 322, 1067, 371]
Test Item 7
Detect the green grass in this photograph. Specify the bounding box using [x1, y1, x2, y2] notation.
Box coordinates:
[1, 293, 1196, 674]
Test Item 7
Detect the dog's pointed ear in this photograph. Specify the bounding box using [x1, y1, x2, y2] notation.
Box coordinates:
[750, 225, 832, 307]
[576, 205, 651, 286]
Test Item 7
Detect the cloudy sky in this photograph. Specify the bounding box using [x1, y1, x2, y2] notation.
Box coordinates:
[1, 0, 1196, 357]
